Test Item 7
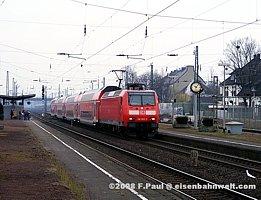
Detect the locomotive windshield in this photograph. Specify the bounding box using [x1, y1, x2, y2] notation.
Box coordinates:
[128, 92, 155, 106]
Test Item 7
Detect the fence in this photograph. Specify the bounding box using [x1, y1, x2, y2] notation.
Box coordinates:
[160, 102, 261, 130]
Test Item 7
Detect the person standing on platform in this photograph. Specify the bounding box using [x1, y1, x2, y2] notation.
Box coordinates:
[10, 109, 14, 119]
[18, 111, 22, 120]
[0, 103, 3, 120]
[22, 110, 25, 120]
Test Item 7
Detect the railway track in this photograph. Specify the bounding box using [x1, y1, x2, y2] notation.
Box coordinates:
[145, 139, 261, 174]
[33, 114, 258, 200]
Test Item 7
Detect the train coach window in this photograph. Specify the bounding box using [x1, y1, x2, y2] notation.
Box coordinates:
[128, 92, 155, 106]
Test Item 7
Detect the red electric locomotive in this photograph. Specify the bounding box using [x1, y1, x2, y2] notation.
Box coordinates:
[50, 84, 160, 138]
[99, 87, 159, 138]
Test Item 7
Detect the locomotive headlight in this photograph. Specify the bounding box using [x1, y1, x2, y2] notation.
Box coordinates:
[151, 117, 155, 121]
[129, 117, 134, 121]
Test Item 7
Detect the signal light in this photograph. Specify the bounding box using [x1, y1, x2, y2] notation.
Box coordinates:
[42, 85, 45, 100]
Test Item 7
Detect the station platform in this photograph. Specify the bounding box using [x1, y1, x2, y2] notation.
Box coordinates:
[0, 120, 75, 199]
[159, 123, 261, 152]
[1, 119, 184, 199]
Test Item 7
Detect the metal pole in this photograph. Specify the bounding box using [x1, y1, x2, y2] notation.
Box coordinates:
[103, 77, 106, 88]
[12, 78, 15, 96]
[58, 84, 60, 98]
[196, 46, 201, 126]
[6, 71, 9, 96]
[193, 46, 198, 128]
[150, 63, 153, 90]
[232, 102, 235, 119]
[125, 70, 129, 88]
[44, 86, 47, 114]
[223, 65, 226, 132]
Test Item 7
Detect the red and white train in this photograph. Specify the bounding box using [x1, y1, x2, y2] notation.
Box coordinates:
[50, 85, 160, 138]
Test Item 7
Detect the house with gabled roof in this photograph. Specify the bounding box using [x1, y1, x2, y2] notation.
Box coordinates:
[161, 65, 212, 103]
[220, 54, 261, 107]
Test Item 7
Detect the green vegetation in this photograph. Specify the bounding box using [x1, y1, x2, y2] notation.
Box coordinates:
[51, 158, 86, 200]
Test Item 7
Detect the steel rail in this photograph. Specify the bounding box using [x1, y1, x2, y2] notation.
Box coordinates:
[34, 114, 258, 200]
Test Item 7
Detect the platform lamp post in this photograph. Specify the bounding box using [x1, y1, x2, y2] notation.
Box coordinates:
[251, 87, 256, 120]
[218, 61, 231, 132]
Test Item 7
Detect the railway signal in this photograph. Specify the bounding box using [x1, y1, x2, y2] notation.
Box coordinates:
[42, 85, 45, 100]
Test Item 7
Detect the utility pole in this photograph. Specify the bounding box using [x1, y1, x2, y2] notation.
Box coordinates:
[44, 85, 47, 114]
[12, 78, 15, 96]
[125, 66, 129, 88]
[6, 71, 9, 96]
[58, 84, 61, 98]
[223, 65, 226, 131]
[15, 84, 18, 96]
[150, 63, 153, 90]
[220, 65, 227, 132]
[218, 61, 230, 132]
[102, 77, 106, 88]
[193, 46, 198, 128]
[91, 81, 94, 90]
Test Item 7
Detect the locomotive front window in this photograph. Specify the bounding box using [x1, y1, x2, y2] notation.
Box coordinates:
[128, 93, 155, 106]
[142, 94, 155, 105]
[129, 94, 142, 105]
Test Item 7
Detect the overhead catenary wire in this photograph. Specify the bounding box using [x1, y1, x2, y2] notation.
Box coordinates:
[76, 0, 245, 79]
[59, 0, 182, 76]
[85, 0, 181, 60]
[68, 0, 261, 26]
[1, 16, 261, 28]
[127, 19, 260, 68]
[60, 0, 132, 78]
[120, 0, 234, 56]
[88, 0, 234, 72]
[0, 43, 65, 61]
[84, 0, 131, 38]
[1, 1, 258, 96]
[0, 59, 98, 81]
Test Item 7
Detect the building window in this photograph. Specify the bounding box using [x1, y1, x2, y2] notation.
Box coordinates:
[225, 87, 229, 96]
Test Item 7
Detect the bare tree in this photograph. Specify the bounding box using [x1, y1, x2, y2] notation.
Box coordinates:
[225, 37, 260, 106]
[126, 67, 137, 83]
[225, 37, 260, 69]
[136, 72, 163, 101]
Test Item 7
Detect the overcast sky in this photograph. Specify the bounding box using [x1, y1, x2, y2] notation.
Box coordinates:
[0, 0, 260, 97]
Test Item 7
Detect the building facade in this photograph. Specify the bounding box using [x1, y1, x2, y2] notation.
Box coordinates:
[220, 54, 261, 107]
